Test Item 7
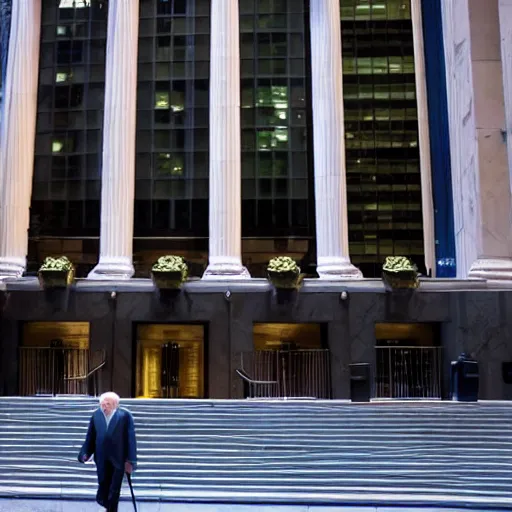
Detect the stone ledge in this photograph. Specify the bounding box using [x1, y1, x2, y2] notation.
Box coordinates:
[0, 277, 494, 293]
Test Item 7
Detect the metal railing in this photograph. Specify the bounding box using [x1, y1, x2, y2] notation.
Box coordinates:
[64, 350, 106, 397]
[236, 369, 280, 399]
[238, 349, 331, 399]
[19, 347, 106, 397]
[375, 346, 442, 399]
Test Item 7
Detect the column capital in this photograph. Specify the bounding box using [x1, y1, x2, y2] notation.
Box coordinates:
[88, 257, 134, 280]
[316, 257, 363, 280]
[0, 256, 26, 279]
[469, 258, 512, 282]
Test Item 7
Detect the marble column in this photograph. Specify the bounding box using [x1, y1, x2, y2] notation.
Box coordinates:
[411, 0, 436, 277]
[442, 0, 512, 281]
[203, 0, 249, 279]
[0, 0, 41, 278]
[499, 0, 512, 188]
[309, 0, 362, 279]
[88, 0, 139, 280]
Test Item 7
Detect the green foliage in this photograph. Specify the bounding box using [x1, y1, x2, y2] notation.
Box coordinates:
[382, 256, 417, 273]
[152, 255, 188, 278]
[267, 256, 299, 274]
[39, 256, 73, 272]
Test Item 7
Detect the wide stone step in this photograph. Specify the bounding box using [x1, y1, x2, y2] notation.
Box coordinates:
[1, 398, 512, 508]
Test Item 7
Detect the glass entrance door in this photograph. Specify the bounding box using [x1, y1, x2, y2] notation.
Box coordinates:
[135, 324, 205, 398]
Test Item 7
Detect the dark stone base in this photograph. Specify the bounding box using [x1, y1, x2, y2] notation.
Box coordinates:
[2, 278, 512, 400]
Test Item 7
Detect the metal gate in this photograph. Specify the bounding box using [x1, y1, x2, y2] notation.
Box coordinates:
[239, 349, 331, 399]
[375, 346, 442, 399]
[19, 347, 105, 396]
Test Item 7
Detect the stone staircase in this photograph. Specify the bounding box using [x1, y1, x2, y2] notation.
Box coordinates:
[0, 398, 511, 509]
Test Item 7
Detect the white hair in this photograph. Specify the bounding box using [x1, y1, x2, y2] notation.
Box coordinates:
[99, 392, 120, 406]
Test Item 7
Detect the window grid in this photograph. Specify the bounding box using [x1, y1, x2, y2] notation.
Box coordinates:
[134, 0, 210, 237]
[30, 0, 107, 237]
[341, 0, 425, 277]
[240, 0, 311, 237]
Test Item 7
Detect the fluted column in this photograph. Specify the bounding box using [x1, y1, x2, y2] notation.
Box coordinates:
[203, 0, 249, 279]
[0, 0, 41, 278]
[442, 0, 512, 281]
[310, 0, 362, 279]
[499, 0, 512, 186]
[89, 0, 139, 280]
[411, 0, 436, 276]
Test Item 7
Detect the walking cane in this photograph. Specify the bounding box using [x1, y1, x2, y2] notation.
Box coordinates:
[126, 473, 137, 511]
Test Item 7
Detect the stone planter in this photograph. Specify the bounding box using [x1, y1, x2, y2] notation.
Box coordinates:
[38, 269, 74, 289]
[382, 270, 419, 291]
[267, 270, 302, 290]
[151, 270, 186, 290]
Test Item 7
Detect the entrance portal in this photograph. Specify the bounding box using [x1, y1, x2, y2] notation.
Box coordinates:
[375, 323, 442, 399]
[239, 323, 330, 399]
[135, 324, 205, 399]
[20, 322, 92, 396]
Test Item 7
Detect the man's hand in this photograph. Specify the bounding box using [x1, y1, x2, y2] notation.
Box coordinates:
[125, 461, 133, 474]
[81, 454, 91, 463]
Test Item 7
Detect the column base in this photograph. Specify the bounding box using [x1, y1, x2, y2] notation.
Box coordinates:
[316, 257, 363, 280]
[468, 258, 512, 282]
[0, 256, 26, 279]
[88, 257, 134, 280]
[202, 258, 250, 280]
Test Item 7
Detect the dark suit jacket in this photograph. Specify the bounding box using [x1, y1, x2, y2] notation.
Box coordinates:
[78, 407, 137, 481]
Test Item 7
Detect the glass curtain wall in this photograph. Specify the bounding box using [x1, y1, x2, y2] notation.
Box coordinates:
[29, 0, 108, 276]
[341, 0, 425, 277]
[240, 0, 314, 277]
[133, 0, 210, 277]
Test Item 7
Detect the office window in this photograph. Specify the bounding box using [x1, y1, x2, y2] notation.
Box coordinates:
[240, 0, 314, 276]
[28, 0, 107, 274]
[30, 0, 107, 237]
[341, 0, 425, 277]
[240, 0, 311, 239]
[134, 0, 210, 238]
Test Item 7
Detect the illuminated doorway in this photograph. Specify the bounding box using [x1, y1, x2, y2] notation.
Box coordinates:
[135, 324, 205, 399]
[253, 322, 324, 350]
[241, 323, 330, 399]
[375, 323, 442, 399]
[20, 322, 91, 396]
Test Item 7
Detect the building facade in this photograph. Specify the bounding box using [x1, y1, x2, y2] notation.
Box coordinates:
[1, 0, 512, 401]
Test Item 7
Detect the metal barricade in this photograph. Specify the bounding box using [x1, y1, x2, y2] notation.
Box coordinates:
[239, 349, 331, 399]
[375, 345, 442, 399]
[19, 347, 91, 396]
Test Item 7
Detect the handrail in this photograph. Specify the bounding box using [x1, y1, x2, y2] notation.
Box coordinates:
[236, 369, 278, 385]
[376, 345, 443, 350]
[19, 347, 104, 397]
[64, 358, 106, 381]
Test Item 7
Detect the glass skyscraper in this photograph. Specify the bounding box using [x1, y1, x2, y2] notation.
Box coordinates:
[22, 0, 426, 278]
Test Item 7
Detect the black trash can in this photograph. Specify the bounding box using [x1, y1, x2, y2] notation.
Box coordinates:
[349, 363, 371, 402]
[451, 353, 479, 402]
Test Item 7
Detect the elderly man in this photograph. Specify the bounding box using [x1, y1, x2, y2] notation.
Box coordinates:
[78, 392, 137, 511]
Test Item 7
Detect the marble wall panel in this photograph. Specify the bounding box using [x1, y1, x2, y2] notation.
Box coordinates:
[442, 0, 480, 276]
[443, 0, 512, 274]
[499, 0, 512, 193]
[1, 288, 512, 400]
